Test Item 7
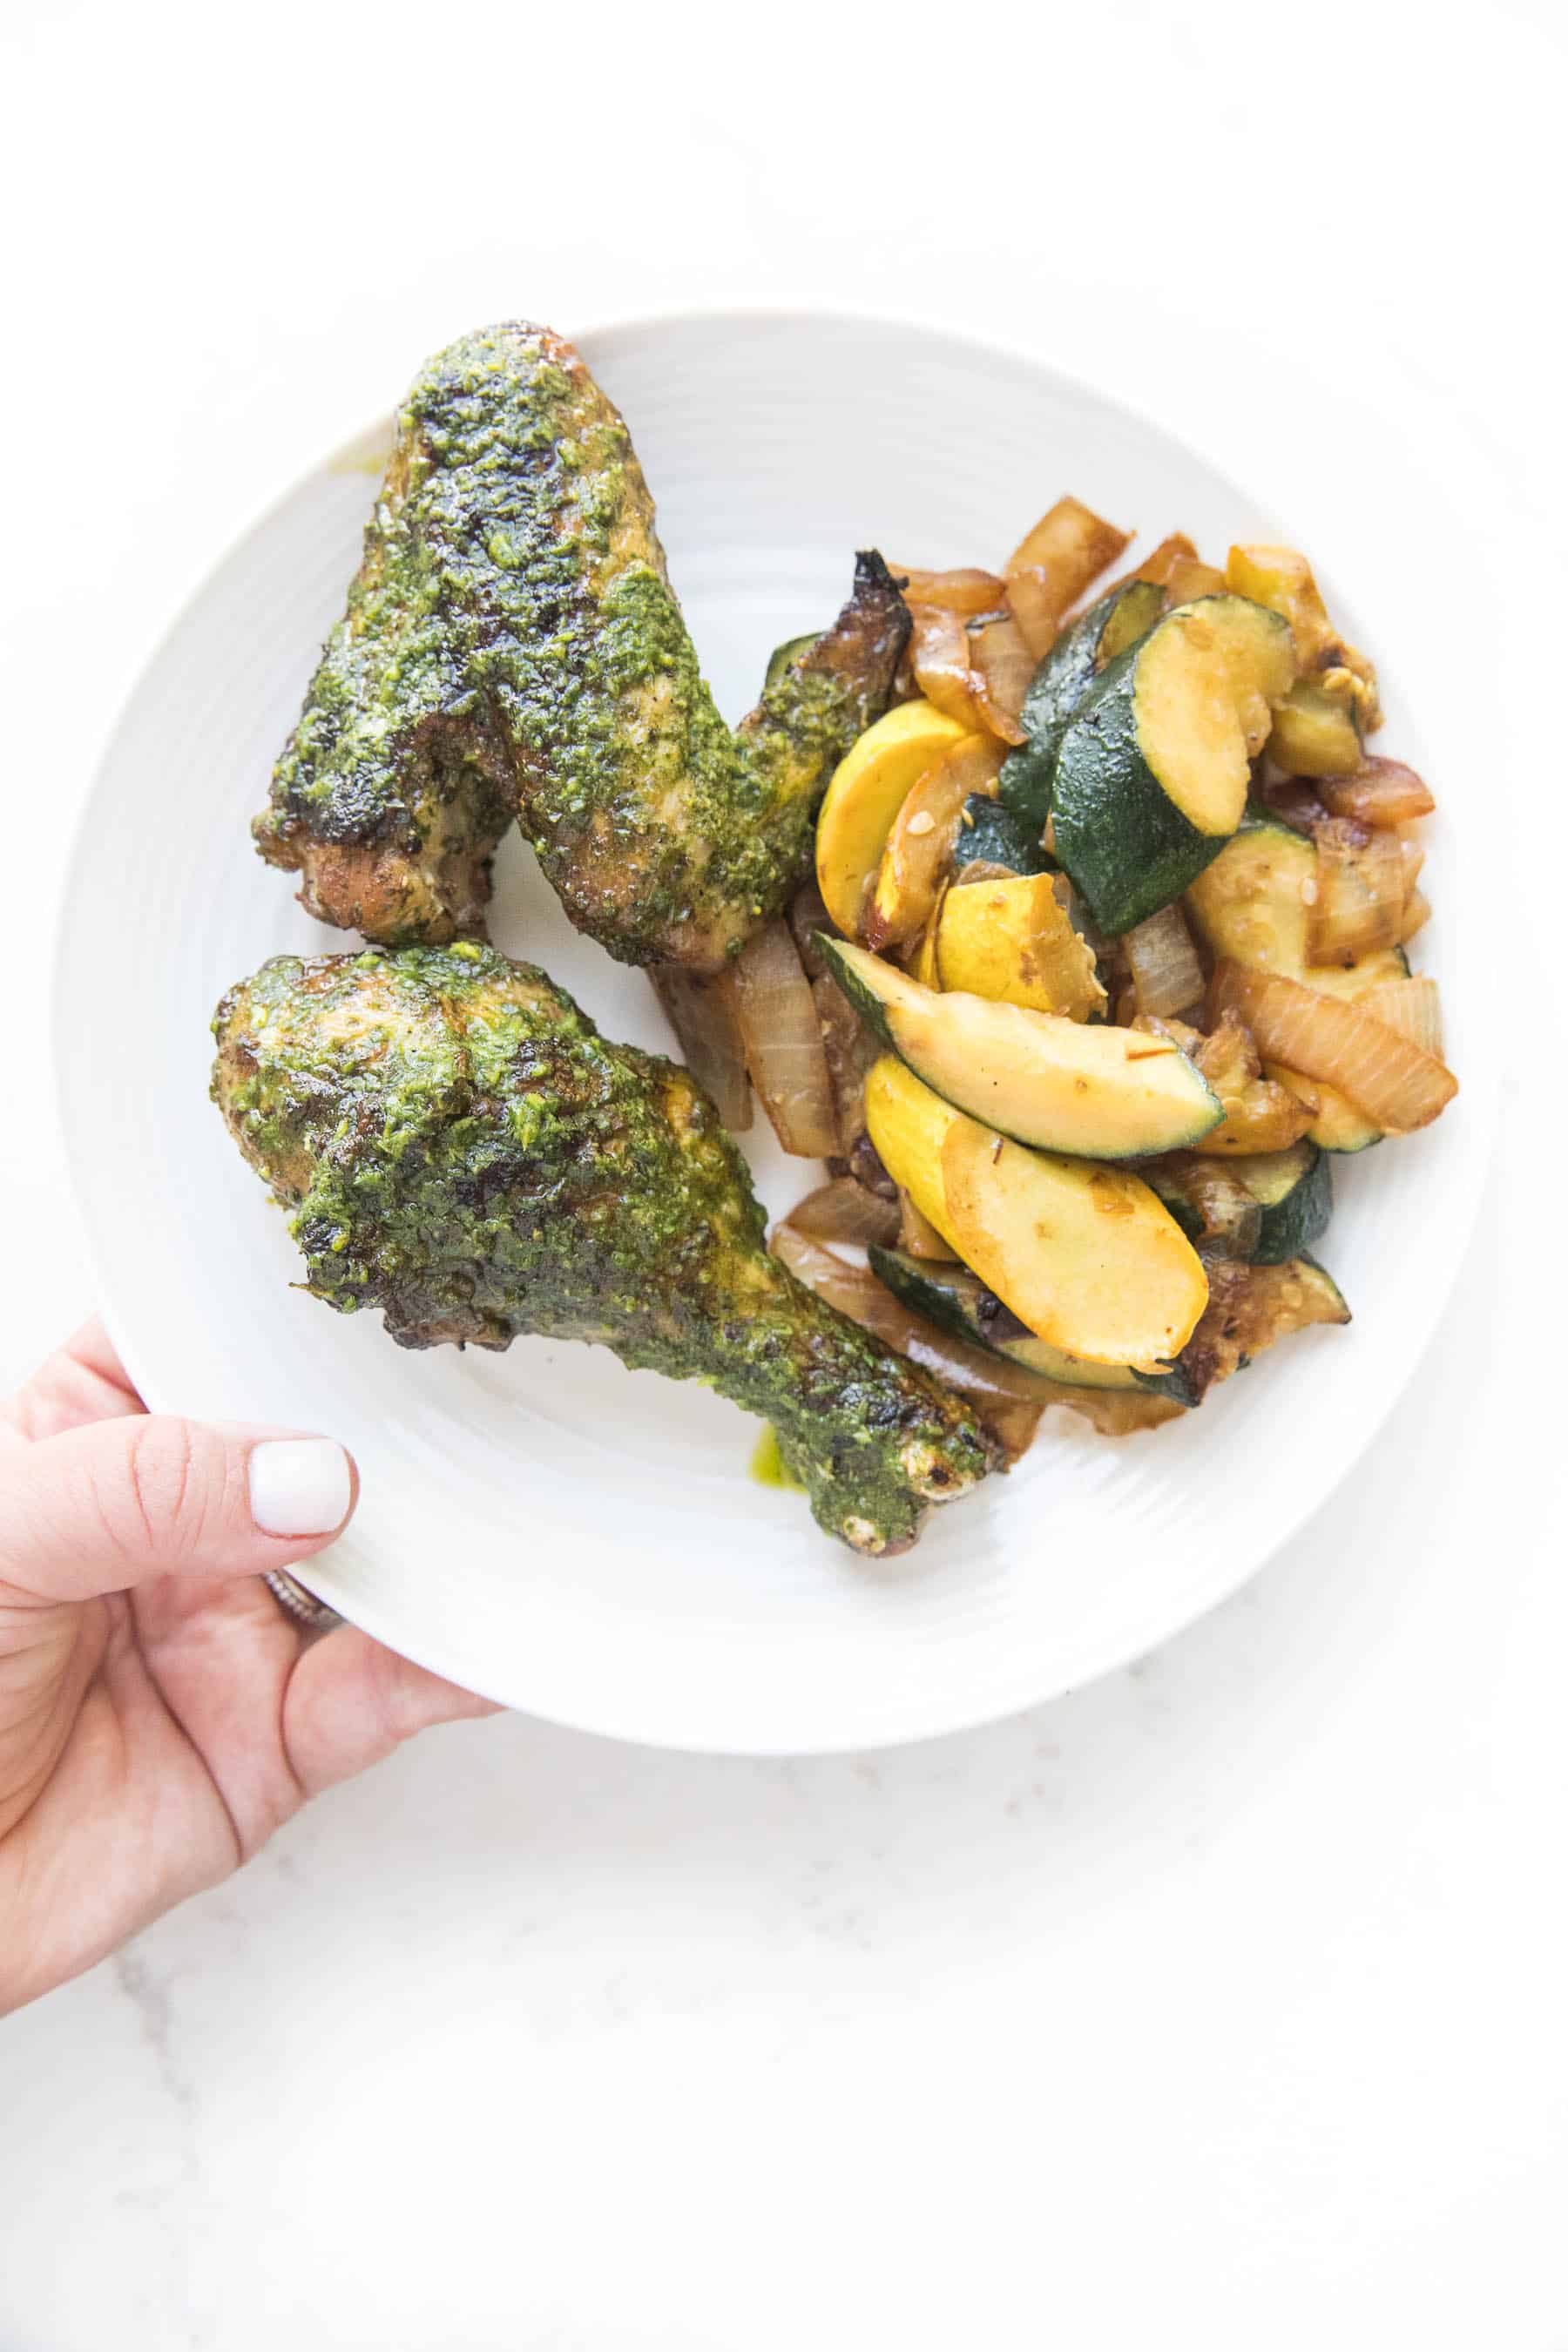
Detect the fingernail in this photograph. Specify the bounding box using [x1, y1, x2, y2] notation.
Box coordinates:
[248, 1439, 353, 1538]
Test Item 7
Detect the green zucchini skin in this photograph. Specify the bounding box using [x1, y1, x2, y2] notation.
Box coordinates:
[1145, 1144, 1334, 1266]
[1051, 647, 1230, 934]
[1295, 1254, 1349, 1318]
[868, 1246, 1197, 1406]
[1184, 818, 1409, 1153]
[1249, 1145, 1333, 1264]
[1267, 680, 1362, 776]
[954, 794, 1052, 875]
[816, 934, 1222, 1160]
[997, 579, 1166, 831]
[764, 632, 822, 690]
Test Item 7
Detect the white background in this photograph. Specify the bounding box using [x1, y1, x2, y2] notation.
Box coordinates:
[2, 3, 1565, 2346]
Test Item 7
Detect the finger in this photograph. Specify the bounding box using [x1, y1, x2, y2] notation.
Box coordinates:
[2, 1320, 144, 1444]
[282, 1626, 501, 1799]
[0, 1416, 357, 1605]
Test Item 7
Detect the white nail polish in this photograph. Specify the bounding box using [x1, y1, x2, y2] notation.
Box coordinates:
[249, 1439, 352, 1538]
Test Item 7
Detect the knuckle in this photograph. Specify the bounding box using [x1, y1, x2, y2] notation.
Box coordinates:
[116, 1419, 209, 1558]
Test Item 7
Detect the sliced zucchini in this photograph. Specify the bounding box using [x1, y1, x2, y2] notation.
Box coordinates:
[1225, 545, 1338, 664]
[955, 794, 1051, 875]
[864, 1057, 1209, 1369]
[814, 699, 971, 937]
[1184, 818, 1407, 1150]
[869, 1247, 1195, 1405]
[1270, 1069, 1382, 1154]
[1051, 596, 1297, 935]
[1184, 813, 1316, 975]
[1226, 543, 1382, 731]
[935, 874, 1105, 1020]
[818, 936, 1221, 1159]
[997, 578, 1166, 830]
[1233, 1141, 1333, 1262]
[1179, 1253, 1349, 1402]
[1267, 679, 1363, 778]
[1183, 817, 1409, 989]
[765, 632, 821, 690]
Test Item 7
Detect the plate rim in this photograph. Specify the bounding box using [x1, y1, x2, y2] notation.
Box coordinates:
[53, 303, 1499, 1754]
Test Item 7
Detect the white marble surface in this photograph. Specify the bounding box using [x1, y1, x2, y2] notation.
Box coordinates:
[3, 3, 1565, 2344]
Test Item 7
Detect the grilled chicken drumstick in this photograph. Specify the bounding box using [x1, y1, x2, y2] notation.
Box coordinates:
[213, 944, 990, 1552]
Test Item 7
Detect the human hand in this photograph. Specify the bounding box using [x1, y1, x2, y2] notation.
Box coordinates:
[0, 1322, 497, 2013]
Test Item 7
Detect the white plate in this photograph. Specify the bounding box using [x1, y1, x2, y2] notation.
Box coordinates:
[55, 313, 1491, 1754]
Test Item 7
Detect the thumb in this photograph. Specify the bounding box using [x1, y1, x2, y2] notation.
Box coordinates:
[0, 1416, 356, 1603]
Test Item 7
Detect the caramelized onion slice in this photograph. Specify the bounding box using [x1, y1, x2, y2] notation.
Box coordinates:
[784, 1178, 902, 1247]
[968, 613, 1034, 744]
[1316, 756, 1436, 827]
[1121, 904, 1206, 1017]
[1004, 497, 1130, 656]
[1260, 775, 1327, 835]
[1308, 818, 1407, 963]
[1163, 554, 1228, 604]
[1358, 977, 1443, 1058]
[771, 1228, 1179, 1443]
[650, 967, 753, 1132]
[865, 735, 1004, 951]
[772, 1226, 1051, 1404]
[1144, 1154, 1263, 1259]
[1130, 532, 1199, 587]
[983, 1399, 1048, 1467]
[909, 603, 985, 729]
[1004, 569, 1062, 660]
[898, 1186, 956, 1260]
[895, 566, 1008, 615]
[1399, 888, 1433, 945]
[1005, 497, 1129, 596]
[787, 876, 835, 980]
[1211, 961, 1456, 1132]
[730, 922, 838, 1159]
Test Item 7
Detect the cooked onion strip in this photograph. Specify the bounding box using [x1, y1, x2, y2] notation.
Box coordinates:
[983, 1399, 1047, 1467]
[898, 1187, 956, 1260]
[1163, 554, 1227, 603]
[1212, 961, 1456, 1132]
[811, 973, 890, 1192]
[772, 1226, 1052, 1402]
[650, 968, 752, 1132]
[1399, 888, 1433, 945]
[787, 876, 835, 980]
[1129, 531, 1198, 587]
[968, 614, 1034, 744]
[1122, 904, 1205, 1017]
[1398, 831, 1425, 898]
[783, 1178, 902, 1247]
[1004, 497, 1130, 657]
[1308, 818, 1407, 963]
[771, 1227, 1179, 1442]
[909, 603, 985, 729]
[1260, 775, 1326, 835]
[1359, 977, 1443, 1058]
[865, 735, 1004, 951]
[895, 566, 1007, 615]
[1316, 756, 1436, 827]
[1144, 1154, 1262, 1258]
[729, 922, 838, 1159]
